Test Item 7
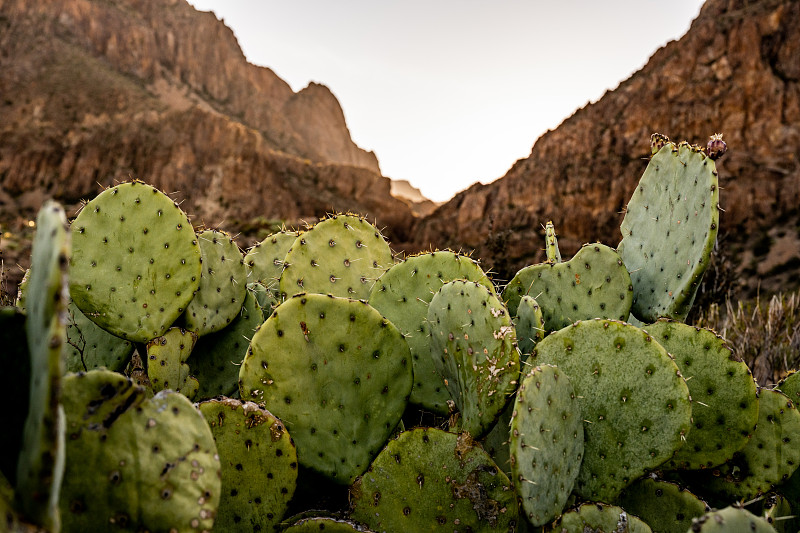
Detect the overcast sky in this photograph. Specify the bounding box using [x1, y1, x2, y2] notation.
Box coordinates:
[186, 1, 706, 202]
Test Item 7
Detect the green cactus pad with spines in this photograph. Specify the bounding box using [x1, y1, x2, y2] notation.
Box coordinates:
[689, 506, 777, 532]
[198, 398, 297, 531]
[146, 327, 199, 400]
[503, 243, 633, 333]
[759, 493, 797, 533]
[428, 280, 520, 438]
[553, 502, 652, 533]
[616, 477, 709, 533]
[184, 229, 247, 336]
[248, 281, 274, 320]
[350, 428, 518, 532]
[514, 295, 545, 361]
[482, 404, 514, 478]
[644, 320, 759, 470]
[189, 288, 262, 400]
[618, 137, 720, 322]
[245, 230, 299, 297]
[239, 293, 412, 485]
[60, 369, 221, 532]
[69, 181, 202, 343]
[65, 299, 134, 373]
[368, 250, 495, 414]
[279, 215, 393, 301]
[778, 371, 800, 405]
[693, 388, 800, 501]
[284, 517, 375, 532]
[0, 307, 30, 486]
[16, 201, 69, 531]
[510, 365, 583, 526]
[545, 220, 562, 263]
[531, 319, 692, 502]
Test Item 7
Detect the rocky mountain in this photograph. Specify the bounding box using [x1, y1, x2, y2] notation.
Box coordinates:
[0, 0, 416, 285]
[411, 0, 800, 298]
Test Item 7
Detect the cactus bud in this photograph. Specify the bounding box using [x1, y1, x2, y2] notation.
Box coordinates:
[707, 133, 727, 160]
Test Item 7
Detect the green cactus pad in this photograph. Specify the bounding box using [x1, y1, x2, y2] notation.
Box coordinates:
[245, 230, 299, 298]
[694, 388, 800, 501]
[617, 476, 709, 533]
[239, 293, 412, 485]
[482, 404, 514, 479]
[198, 398, 297, 531]
[350, 428, 518, 532]
[184, 229, 247, 336]
[428, 280, 520, 438]
[544, 220, 562, 263]
[778, 371, 800, 405]
[553, 502, 652, 533]
[284, 517, 375, 532]
[65, 299, 134, 373]
[510, 365, 583, 526]
[279, 215, 393, 301]
[70, 181, 202, 342]
[514, 295, 545, 361]
[368, 250, 495, 414]
[644, 320, 759, 470]
[60, 370, 221, 532]
[190, 288, 262, 400]
[146, 327, 199, 400]
[618, 137, 720, 322]
[759, 493, 797, 533]
[247, 281, 274, 320]
[503, 243, 633, 333]
[16, 201, 69, 530]
[0, 307, 30, 486]
[689, 505, 776, 532]
[532, 319, 692, 502]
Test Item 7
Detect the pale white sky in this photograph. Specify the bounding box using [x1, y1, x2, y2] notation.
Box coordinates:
[186, 1, 706, 202]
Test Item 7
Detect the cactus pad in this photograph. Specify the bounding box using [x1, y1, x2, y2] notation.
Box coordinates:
[70, 181, 202, 342]
[510, 364, 583, 526]
[16, 201, 69, 530]
[689, 505, 776, 532]
[368, 250, 495, 413]
[184, 229, 247, 336]
[60, 370, 221, 532]
[245, 230, 299, 303]
[617, 476, 709, 533]
[279, 215, 393, 301]
[65, 299, 134, 373]
[284, 517, 375, 532]
[239, 293, 412, 485]
[532, 319, 692, 502]
[618, 137, 720, 322]
[645, 320, 758, 470]
[198, 398, 297, 531]
[514, 295, 545, 361]
[553, 502, 652, 533]
[428, 280, 519, 438]
[503, 243, 633, 333]
[350, 428, 518, 532]
[146, 327, 199, 400]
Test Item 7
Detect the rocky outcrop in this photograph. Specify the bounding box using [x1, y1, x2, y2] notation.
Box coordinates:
[411, 0, 800, 295]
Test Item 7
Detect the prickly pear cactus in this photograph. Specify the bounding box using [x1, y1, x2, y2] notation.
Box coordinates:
[245, 229, 299, 304]
[60, 370, 220, 532]
[65, 299, 134, 373]
[514, 295, 545, 360]
[16, 201, 70, 531]
[146, 327, 199, 400]
[279, 215, 393, 301]
[544, 220, 561, 263]
[0, 307, 30, 486]
[509, 365, 583, 526]
[69, 181, 202, 342]
[350, 428, 518, 532]
[239, 293, 412, 485]
[553, 502, 652, 533]
[198, 398, 297, 531]
[689, 505, 777, 532]
[428, 280, 519, 438]
[616, 476, 709, 533]
[503, 241, 633, 333]
[618, 135, 720, 322]
[189, 288, 263, 400]
[532, 319, 692, 502]
[283, 517, 375, 532]
[184, 229, 247, 336]
[368, 250, 495, 414]
[693, 388, 800, 501]
[778, 371, 800, 405]
[247, 281, 273, 319]
[645, 320, 759, 470]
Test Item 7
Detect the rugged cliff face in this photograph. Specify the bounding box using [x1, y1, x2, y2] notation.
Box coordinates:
[0, 0, 407, 237]
[411, 0, 800, 296]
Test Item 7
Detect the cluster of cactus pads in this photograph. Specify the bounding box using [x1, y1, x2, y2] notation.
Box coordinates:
[3, 132, 800, 532]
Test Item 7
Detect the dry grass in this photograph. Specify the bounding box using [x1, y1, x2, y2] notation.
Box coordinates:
[696, 291, 800, 386]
